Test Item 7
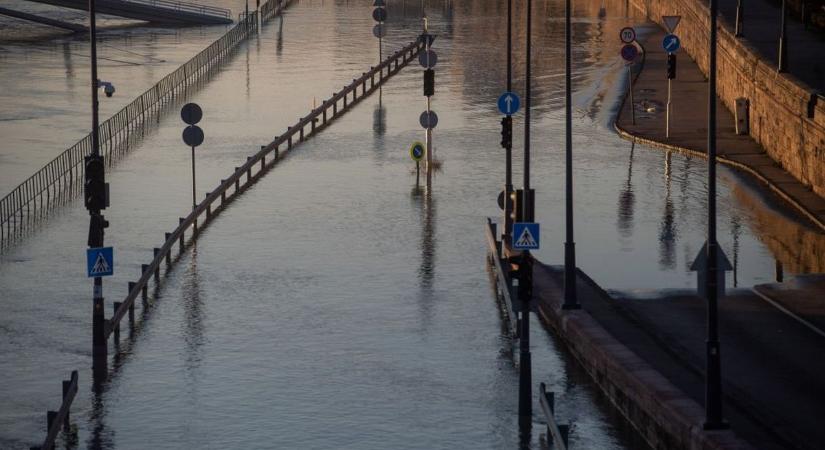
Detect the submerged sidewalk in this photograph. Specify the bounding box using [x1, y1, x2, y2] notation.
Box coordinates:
[615, 26, 825, 231]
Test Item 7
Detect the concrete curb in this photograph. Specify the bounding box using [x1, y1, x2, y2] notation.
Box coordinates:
[613, 120, 825, 233]
[534, 266, 754, 450]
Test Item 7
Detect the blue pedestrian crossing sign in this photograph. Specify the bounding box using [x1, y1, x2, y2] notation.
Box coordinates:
[87, 247, 114, 277]
[662, 34, 681, 53]
[513, 223, 540, 250]
[498, 92, 521, 115]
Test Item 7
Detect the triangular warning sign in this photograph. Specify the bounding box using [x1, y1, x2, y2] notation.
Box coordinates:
[91, 252, 110, 274]
[662, 15, 681, 33]
[515, 227, 537, 248]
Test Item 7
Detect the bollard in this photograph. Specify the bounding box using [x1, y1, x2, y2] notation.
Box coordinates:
[112, 302, 121, 340]
[152, 249, 161, 279]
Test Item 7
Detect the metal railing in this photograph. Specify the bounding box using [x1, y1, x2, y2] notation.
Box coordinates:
[30, 370, 78, 450]
[120, 0, 231, 19]
[0, 13, 261, 248]
[104, 38, 425, 344]
[260, 0, 291, 21]
[539, 382, 570, 450]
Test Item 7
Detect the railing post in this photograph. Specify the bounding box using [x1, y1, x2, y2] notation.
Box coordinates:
[141, 265, 149, 298]
[112, 302, 121, 341]
[164, 233, 172, 264]
[179, 218, 185, 248]
[152, 249, 161, 279]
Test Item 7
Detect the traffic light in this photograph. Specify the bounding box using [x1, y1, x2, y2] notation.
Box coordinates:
[423, 69, 434, 96]
[667, 53, 677, 80]
[84, 154, 108, 212]
[87, 213, 109, 248]
[500, 115, 513, 149]
[517, 255, 533, 300]
[509, 189, 524, 225]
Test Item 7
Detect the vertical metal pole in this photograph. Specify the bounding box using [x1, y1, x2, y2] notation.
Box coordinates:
[424, 18, 433, 189]
[666, 76, 672, 138]
[705, 0, 725, 430]
[503, 0, 513, 242]
[89, 0, 107, 377]
[735, 0, 744, 37]
[778, 0, 787, 72]
[519, 0, 533, 430]
[627, 65, 635, 125]
[191, 145, 197, 211]
[563, 0, 579, 309]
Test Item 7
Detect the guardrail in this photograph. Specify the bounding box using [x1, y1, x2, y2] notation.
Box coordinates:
[104, 38, 425, 344]
[539, 382, 570, 450]
[260, 0, 292, 21]
[121, 0, 231, 19]
[0, 13, 261, 249]
[29, 370, 78, 450]
[486, 218, 519, 338]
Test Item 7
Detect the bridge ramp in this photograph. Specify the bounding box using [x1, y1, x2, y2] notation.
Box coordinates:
[24, 0, 232, 25]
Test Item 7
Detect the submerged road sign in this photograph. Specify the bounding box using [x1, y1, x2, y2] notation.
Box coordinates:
[663, 34, 681, 53]
[513, 223, 540, 250]
[620, 44, 639, 62]
[87, 247, 114, 277]
[498, 92, 521, 115]
[662, 15, 682, 33]
[619, 27, 636, 43]
[409, 141, 425, 161]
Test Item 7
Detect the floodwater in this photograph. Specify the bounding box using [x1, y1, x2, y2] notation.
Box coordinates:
[1, 0, 823, 448]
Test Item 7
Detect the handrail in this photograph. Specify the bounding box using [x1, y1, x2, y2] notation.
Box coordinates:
[539, 382, 570, 450]
[30, 370, 78, 450]
[106, 38, 425, 338]
[486, 218, 518, 338]
[0, 13, 262, 247]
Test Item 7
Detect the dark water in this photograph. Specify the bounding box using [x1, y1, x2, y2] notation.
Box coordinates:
[1, 0, 823, 448]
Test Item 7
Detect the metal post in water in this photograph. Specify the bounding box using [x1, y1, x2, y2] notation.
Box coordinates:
[519, 0, 533, 430]
[627, 65, 635, 125]
[563, 0, 579, 309]
[704, 0, 726, 430]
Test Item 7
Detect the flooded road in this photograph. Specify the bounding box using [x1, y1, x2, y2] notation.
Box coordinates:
[1, 0, 824, 448]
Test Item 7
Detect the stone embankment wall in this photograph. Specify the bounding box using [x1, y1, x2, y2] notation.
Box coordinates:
[631, 0, 825, 197]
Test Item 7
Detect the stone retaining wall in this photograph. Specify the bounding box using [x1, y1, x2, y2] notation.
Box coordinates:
[631, 0, 825, 197]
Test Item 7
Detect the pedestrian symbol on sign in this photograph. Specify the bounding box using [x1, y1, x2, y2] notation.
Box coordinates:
[86, 247, 114, 277]
[513, 223, 540, 250]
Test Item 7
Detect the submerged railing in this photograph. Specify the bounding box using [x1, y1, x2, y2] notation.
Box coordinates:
[104, 38, 425, 345]
[0, 12, 264, 248]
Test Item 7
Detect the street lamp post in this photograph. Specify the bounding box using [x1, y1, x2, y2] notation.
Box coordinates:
[705, 0, 726, 430]
[503, 0, 513, 243]
[562, 0, 579, 310]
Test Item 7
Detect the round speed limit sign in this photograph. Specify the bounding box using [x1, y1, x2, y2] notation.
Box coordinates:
[620, 27, 636, 44]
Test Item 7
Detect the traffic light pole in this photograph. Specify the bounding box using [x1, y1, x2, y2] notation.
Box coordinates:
[503, 0, 513, 242]
[88, 0, 107, 378]
[704, 0, 726, 430]
[518, 0, 533, 431]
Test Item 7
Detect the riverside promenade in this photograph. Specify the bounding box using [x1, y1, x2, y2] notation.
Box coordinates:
[615, 24, 825, 231]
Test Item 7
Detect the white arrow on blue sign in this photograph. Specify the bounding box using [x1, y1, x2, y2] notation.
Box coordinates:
[87, 247, 114, 277]
[498, 92, 521, 115]
[662, 34, 681, 53]
[513, 223, 540, 250]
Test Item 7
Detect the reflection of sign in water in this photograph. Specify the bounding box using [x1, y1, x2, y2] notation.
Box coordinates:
[513, 223, 540, 250]
[87, 247, 114, 277]
[662, 34, 681, 53]
[409, 141, 425, 162]
[662, 15, 682, 33]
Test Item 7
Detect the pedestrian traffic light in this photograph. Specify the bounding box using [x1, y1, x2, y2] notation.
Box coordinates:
[500, 116, 513, 149]
[423, 69, 434, 96]
[667, 53, 677, 80]
[87, 213, 109, 248]
[84, 154, 108, 212]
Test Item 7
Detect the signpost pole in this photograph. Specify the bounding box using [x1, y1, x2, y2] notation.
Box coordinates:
[504, 0, 513, 243]
[667, 74, 672, 138]
[627, 64, 635, 125]
[424, 18, 433, 189]
[519, 0, 533, 431]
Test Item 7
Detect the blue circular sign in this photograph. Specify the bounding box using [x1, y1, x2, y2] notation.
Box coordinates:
[662, 34, 680, 53]
[620, 44, 638, 62]
[497, 92, 521, 115]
